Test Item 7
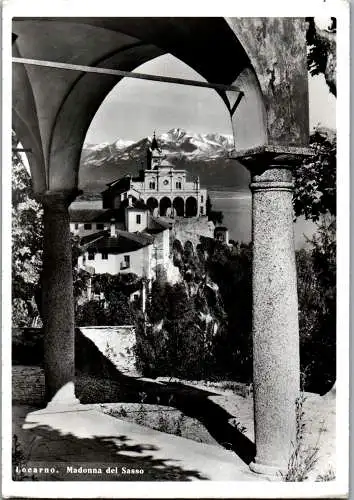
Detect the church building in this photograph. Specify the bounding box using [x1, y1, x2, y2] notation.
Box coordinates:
[102, 133, 208, 218]
[69, 134, 214, 283]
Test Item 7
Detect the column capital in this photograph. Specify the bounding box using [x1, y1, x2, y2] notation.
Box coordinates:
[34, 188, 82, 211]
[230, 144, 314, 173]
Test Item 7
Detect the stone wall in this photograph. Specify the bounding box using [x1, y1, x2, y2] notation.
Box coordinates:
[12, 326, 139, 405]
[12, 366, 45, 405]
[171, 217, 214, 250]
[12, 367, 125, 406]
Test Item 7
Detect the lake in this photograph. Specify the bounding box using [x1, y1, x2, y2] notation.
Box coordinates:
[209, 191, 317, 249]
[72, 190, 317, 249]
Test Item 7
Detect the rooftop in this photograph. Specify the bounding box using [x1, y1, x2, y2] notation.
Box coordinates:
[81, 229, 154, 254]
[69, 208, 125, 223]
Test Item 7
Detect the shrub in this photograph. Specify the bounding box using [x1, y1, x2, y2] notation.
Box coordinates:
[12, 327, 44, 366]
[76, 274, 140, 326]
[296, 216, 336, 394]
[282, 392, 320, 481]
[316, 467, 336, 481]
[205, 241, 253, 382]
[76, 300, 108, 326]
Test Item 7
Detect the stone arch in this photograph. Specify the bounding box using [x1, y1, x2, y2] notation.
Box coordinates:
[185, 196, 197, 217]
[184, 240, 194, 257]
[12, 18, 310, 476]
[173, 239, 183, 254]
[159, 196, 172, 216]
[173, 196, 184, 217]
[12, 41, 47, 193]
[172, 238, 183, 266]
[12, 18, 274, 192]
[146, 197, 159, 213]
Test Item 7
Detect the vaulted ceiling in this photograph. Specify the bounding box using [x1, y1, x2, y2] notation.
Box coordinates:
[12, 17, 308, 192]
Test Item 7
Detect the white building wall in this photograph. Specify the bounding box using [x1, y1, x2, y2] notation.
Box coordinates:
[152, 229, 169, 267]
[162, 229, 170, 265]
[80, 245, 153, 278]
[125, 209, 149, 232]
[70, 222, 108, 237]
[144, 244, 153, 280]
[113, 187, 143, 208]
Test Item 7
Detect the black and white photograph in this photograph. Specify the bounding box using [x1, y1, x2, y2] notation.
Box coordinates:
[2, 1, 350, 498]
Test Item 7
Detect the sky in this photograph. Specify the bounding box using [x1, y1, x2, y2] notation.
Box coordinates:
[85, 53, 336, 145]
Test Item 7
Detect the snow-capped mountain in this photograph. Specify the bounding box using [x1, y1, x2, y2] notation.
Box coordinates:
[79, 129, 249, 193]
[81, 129, 235, 167]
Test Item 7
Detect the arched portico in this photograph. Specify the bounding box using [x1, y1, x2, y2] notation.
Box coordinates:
[12, 16, 311, 476]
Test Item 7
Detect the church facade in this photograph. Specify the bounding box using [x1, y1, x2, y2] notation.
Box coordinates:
[102, 134, 207, 218]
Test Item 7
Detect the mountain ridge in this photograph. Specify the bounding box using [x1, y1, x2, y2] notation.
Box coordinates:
[79, 127, 335, 194]
[81, 128, 235, 165]
[79, 129, 247, 193]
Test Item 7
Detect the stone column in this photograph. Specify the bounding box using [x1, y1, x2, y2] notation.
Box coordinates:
[37, 190, 80, 406]
[248, 165, 300, 476]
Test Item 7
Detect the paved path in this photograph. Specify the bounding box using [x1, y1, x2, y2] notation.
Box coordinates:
[13, 405, 262, 481]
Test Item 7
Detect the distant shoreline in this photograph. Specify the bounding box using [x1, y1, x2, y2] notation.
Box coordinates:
[72, 188, 317, 249]
[76, 188, 251, 202]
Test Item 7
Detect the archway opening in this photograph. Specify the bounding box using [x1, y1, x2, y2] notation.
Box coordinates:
[172, 238, 183, 266]
[185, 196, 197, 217]
[184, 240, 194, 258]
[173, 197, 184, 217]
[159, 196, 172, 216]
[146, 197, 159, 214]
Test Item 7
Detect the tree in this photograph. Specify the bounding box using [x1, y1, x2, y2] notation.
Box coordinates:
[296, 216, 336, 393]
[106, 291, 136, 325]
[206, 241, 253, 381]
[293, 128, 336, 222]
[306, 17, 336, 96]
[136, 237, 253, 381]
[296, 19, 336, 391]
[85, 273, 141, 325]
[12, 133, 43, 326]
[76, 300, 107, 327]
[12, 132, 90, 325]
[298, 17, 336, 222]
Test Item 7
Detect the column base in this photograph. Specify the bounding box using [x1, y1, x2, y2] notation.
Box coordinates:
[249, 460, 287, 478]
